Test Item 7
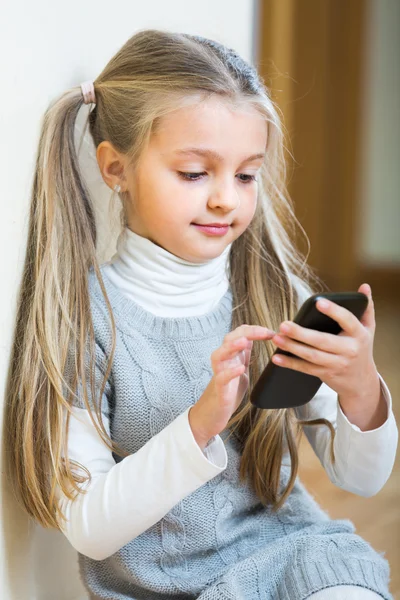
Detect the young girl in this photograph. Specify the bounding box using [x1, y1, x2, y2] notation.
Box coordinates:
[5, 29, 398, 600]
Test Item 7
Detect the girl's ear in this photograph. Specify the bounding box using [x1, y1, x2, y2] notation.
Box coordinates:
[96, 141, 126, 191]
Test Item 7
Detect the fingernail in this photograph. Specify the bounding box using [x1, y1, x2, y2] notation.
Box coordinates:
[318, 299, 329, 309]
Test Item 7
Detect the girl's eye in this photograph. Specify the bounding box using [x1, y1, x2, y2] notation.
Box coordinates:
[177, 172, 257, 183]
[237, 174, 257, 183]
[178, 172, 206, 181]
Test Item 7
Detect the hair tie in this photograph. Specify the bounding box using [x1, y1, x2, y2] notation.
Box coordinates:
[80, 80, 96, 105]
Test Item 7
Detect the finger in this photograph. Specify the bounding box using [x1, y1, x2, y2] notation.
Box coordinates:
[215, 363, 246, 386]
[243, 341, 253, 369]
[357, 283, 376, 333]
[276, 322, 345, 355]
[272, 334, 341, 367]
[314, 297, 364, 337]
[216, 334, 260, 364]
[271, 352, 324, 377]
[219, 351, 246, 374]
[224, 325, 276, 345]
[213, 338, 249, 373]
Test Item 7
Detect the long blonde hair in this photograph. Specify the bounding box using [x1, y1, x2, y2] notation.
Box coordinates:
[4, 29, 335, 531]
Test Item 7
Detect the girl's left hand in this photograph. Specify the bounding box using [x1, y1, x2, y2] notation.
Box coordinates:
[270, 283, 380, 402]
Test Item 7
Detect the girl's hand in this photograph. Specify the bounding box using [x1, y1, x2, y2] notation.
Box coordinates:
[270, 283, 383, 422]
[189, 325, 276, 450]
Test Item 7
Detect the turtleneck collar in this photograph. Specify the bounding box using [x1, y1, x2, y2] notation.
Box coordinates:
[102, 226, 232, 317]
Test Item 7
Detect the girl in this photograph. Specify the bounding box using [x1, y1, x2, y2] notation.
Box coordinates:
[5, 29, 398, 600]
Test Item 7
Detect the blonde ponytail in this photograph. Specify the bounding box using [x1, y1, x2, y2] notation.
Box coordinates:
[4, 87, 123, 528]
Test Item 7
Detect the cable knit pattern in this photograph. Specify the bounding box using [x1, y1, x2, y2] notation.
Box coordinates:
[66, 265, 393, 600]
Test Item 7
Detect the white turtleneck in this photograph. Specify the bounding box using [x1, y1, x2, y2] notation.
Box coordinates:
[57, 226, 398, 564]
[105, 225, 232, 317]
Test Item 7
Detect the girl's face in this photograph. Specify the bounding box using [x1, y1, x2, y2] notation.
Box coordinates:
[123, 97, 267, 263]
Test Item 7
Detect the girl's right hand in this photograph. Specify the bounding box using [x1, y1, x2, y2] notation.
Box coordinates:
[188, 325, 277, 450]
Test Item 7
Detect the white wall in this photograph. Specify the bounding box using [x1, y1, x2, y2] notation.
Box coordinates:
[0, 1, 257, 598]
[358, 0, 400, 266]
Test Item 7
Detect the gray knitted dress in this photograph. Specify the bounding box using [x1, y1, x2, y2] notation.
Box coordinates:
[69, 266, 392, 600]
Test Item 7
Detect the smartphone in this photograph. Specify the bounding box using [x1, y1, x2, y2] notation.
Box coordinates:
[250, 291, 368, 410]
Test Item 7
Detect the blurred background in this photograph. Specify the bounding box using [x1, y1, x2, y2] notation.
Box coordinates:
[255, 2, 399, 598]
[0, 0, 398, 598]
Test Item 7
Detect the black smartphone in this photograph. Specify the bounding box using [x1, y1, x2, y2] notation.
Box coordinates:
[250, 291, 369, 410]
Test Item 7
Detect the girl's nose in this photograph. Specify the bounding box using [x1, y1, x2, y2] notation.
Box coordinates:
[208, 186, 241, 212]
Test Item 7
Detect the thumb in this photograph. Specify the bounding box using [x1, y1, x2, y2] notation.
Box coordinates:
[358, 283, 375, 332]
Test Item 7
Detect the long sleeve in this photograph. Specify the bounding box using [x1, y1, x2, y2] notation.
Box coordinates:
[56, 406, 227, 561]
[296, 373, 398, 497]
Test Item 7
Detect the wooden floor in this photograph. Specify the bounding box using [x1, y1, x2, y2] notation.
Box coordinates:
[297, 293, 400, 598]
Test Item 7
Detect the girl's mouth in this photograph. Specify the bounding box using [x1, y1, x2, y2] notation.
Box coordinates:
[192, 224, 230, 236]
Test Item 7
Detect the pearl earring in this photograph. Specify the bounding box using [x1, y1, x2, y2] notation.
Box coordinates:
[114, 184, 121, 193]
